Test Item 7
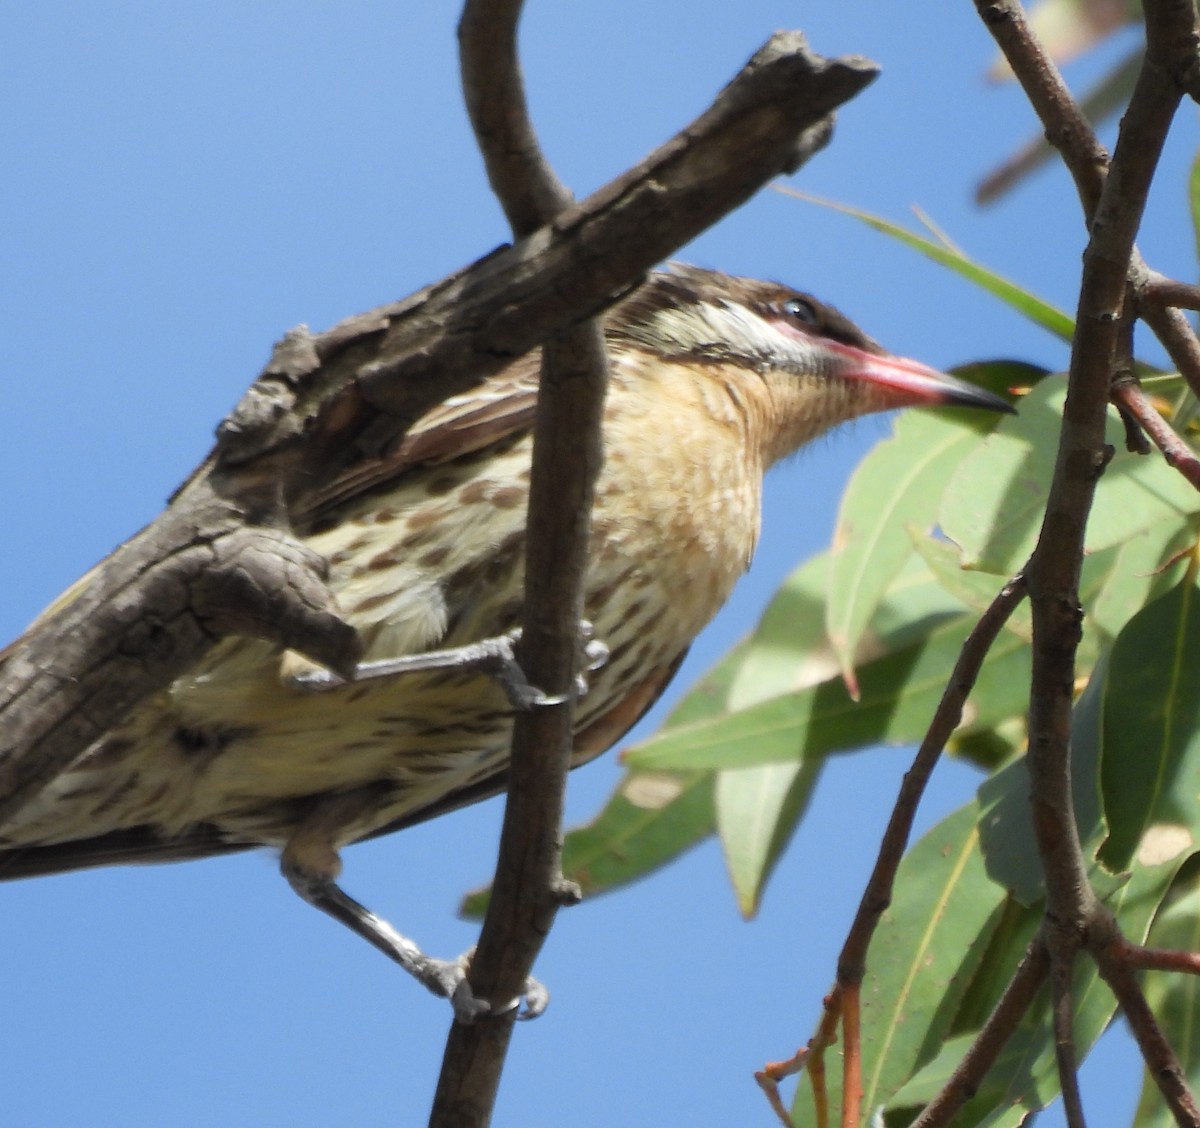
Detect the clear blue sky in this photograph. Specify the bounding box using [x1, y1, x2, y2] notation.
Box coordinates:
[0, 5, 1188, 1126]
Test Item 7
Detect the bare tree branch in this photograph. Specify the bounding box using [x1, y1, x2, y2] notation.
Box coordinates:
[458, 0, 572, 231]
[1020, 0, 1184, 926]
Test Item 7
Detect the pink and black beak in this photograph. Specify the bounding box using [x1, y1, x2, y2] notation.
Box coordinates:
[825, 337, 1016, 415]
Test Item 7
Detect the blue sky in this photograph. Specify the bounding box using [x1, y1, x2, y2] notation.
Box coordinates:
[0, 5, 1191, 1126]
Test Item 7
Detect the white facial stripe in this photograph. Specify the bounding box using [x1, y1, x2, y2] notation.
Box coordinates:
[646, 300, 827, 372]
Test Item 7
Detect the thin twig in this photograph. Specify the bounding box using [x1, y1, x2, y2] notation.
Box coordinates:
[798, 575, 1028, 1122]
[1142, 273, 1200, 312]
[1051, 951, 1087, 1128]
[910, 939, 1051, 1128]
[1142, 304, 1200, 402]
[1113, 940, 1200, 976]
[755, 1048, 810, 1128]
[1091, 909, 1200, 1126]
[1111, 380, 1200, 489]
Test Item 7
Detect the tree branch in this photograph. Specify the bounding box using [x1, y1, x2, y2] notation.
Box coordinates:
[429, 1, 608, 1122]
[973, 0, 1198, 1120]
[457, 0, 572, 231]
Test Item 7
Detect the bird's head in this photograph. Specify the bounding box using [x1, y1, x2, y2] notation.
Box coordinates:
[611, 264, 1013, 464]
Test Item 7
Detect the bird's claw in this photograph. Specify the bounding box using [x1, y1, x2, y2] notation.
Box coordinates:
[485, 623, 609, 710]
[578, 632, 610, 696]
[432, 952, 550, 1023]
[472, 630, 561, 709]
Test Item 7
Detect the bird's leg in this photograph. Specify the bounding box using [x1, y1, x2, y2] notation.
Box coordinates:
[281, 791, 548, 1022]
[286, 624, 609, 709]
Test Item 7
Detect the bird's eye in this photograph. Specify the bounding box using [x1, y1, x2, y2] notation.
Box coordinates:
[779, 296, 819, 327]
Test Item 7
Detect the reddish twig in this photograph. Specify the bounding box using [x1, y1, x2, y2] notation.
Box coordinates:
[1109, 937, 1200, 976]
[755, 1048, 810, 1128]
[841, 984, 863, 1128]
[784, 575, 1027, 1126]
[1111, 380, 1200, 489]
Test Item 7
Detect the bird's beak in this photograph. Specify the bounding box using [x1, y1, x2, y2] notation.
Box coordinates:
[829, 340, 1016, 414]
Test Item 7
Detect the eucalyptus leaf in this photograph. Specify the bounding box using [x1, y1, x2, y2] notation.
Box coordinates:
[1099, 572, 1200, 873]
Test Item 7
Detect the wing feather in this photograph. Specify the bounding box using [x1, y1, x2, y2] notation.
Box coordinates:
[294, 350, 542, 531]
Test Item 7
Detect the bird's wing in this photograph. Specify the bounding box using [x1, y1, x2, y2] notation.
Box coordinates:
[293, 350, 543, 532]
[0, 350, 544, 668]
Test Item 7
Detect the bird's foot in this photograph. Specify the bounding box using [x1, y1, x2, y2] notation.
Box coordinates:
[285, 623, 609, 710]
[435, 950, 551, 1023]
[284, 857, 549, 1022]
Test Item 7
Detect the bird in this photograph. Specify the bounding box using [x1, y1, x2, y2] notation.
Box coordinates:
[0, 264, 1011, 1016]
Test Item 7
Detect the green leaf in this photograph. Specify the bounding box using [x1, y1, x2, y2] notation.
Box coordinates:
[1100, 571, 1200, 873]
[777, 187, 1075, 342]
[712, 546, 1011, 915]
[910, 532, 1033, 640]
[941, 380, 1199, 574]
[715, 759, 819, 918]
[625, 611, 1031, 773]
[917, 524, 1187, 666]
[826, 408, 992, 688]
[713, 550, 973, 918]
[711, 555, 830, 916]
[724, 553, 839, 702]
[1088, 522, 1195, 644]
